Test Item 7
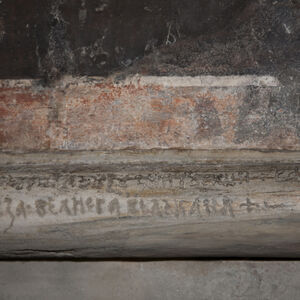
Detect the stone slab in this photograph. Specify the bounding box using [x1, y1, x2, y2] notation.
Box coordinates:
[0, 261, 299, 300]
[0, 150, 299, 258]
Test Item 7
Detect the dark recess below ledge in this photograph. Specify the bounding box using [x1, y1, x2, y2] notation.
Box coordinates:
[0, 0, 299, 83]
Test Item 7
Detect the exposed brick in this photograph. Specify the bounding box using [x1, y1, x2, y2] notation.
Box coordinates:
[0, 76, 299, 151]
[0, 86, 50, 150]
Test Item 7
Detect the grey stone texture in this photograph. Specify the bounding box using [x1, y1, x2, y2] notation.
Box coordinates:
[0, 261, 299, 300]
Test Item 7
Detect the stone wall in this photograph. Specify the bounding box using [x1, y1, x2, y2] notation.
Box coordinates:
[1, 261, 300, 300]
[0, 0, 299, 260]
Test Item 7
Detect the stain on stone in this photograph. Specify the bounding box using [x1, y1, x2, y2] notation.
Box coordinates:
[194, 95, 223, 140]
[234, 85, 300, 148]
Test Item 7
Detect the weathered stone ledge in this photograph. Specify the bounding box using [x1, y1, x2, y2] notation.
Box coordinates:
[0, 150, 299, 258]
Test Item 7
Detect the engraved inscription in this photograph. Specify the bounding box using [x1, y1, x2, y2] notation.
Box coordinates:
[1, 169, 298, 195]
[0, 171, 254, 193]
[0, 168, 298, 233]
[0, 194, 291, 233]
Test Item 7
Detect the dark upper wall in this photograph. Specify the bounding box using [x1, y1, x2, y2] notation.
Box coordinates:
[0, 0, 50, 78]
[0, 0, 299, 82]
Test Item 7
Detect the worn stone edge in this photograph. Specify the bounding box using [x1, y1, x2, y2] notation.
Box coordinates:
[0, 150, 299, 167]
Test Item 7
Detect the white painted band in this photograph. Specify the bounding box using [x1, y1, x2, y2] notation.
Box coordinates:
[0, 75, 280, 88]
[125, 75, 280, 87]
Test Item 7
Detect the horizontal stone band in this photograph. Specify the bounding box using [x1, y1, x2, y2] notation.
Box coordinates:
[0, 150, 299, 258]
